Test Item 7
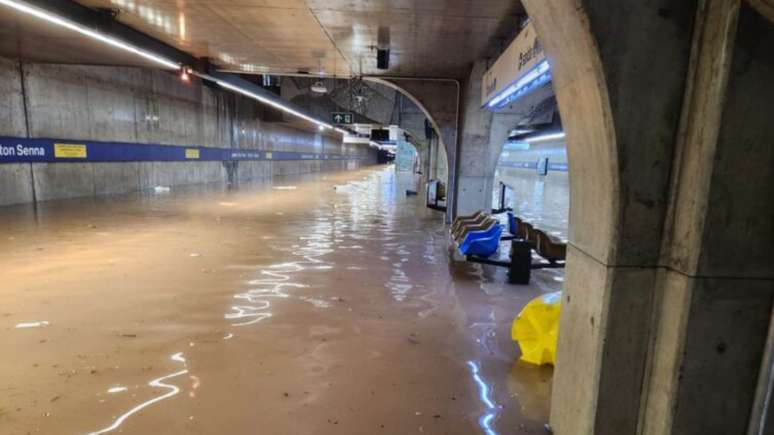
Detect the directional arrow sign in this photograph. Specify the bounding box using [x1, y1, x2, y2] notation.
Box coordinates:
[332, 112, 353, 124]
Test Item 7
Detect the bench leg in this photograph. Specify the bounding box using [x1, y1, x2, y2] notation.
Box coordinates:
[509, 241, 531, 284]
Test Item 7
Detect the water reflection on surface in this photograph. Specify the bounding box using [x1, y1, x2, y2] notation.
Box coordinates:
[88, 353, 189, 435]
[495, 167, 569, 241]
[0, 166, 555, 435]
[467, 360, 501, 435]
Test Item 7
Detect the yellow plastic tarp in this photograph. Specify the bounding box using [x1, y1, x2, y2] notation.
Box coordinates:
[512, 291, 562, 365]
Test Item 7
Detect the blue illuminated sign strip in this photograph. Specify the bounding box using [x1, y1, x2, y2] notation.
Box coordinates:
[486, 60, 552, 110]
[0, 137, 362, 163]
[499, 161, 568, 172]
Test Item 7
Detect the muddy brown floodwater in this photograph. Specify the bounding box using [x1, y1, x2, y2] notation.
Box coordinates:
[0, 166, 559, 435]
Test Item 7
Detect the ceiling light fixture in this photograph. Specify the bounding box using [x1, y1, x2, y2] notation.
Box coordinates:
[180, 66, 191, 82]
[0, 0, 181, 70]
[203, 75, 340, 134]
[524, 132, 565, 143]
[310, 80, 328, 94]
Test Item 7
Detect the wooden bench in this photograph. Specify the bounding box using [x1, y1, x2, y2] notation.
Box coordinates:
[533, 229, 567, 263]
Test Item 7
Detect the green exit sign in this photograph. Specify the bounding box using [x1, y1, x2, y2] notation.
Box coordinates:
[332, 112, 353, 124]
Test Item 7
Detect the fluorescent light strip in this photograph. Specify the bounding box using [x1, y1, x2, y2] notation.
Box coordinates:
[487, 60, 551, 108]
[211, 77, 341, 134]
[0, 0, 180, 70]
[0, 0, 349, 140]
[524, 132, 565, 143]
[0, 0, 345, 136]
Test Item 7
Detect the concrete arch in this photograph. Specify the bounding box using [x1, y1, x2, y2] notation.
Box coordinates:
[364, 76, 459, 216]
[520, 0, 700, 431]
[515, 1, 774, 435]
[363, 77, 457, 162]
[516, 6, 628, 431]
[749, 0, 774, 22]
[517, 3, 619, 264]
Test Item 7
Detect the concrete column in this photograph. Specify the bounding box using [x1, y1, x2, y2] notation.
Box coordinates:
[429, 135, 440, 180]
[455, 61, 494, 216]
[454, 62, 522, 216]
[520, 0, 774, 434]
[641, 3, 774, 434]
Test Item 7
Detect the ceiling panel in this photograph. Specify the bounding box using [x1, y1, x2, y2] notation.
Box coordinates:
[79, 0, 522, 77]
[78, 0, 352, 76]
[2, 0, 523, 79]
[310, 6, 513, 76]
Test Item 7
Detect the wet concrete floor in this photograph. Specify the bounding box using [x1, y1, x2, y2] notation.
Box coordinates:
[0, 166, 558, 435]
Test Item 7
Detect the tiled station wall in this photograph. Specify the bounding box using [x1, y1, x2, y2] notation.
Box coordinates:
[0, 58, 377, 206]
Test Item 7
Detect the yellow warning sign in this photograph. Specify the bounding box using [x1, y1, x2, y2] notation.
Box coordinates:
[265, 152, 273, 160]
[185, 148, 200, 159]
[54, 143, 87, 159]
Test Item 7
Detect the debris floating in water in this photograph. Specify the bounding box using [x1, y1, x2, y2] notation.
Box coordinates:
[107, 386, 128, 394]
[15, 321, 50, 329]
[153, 186, 171, 194]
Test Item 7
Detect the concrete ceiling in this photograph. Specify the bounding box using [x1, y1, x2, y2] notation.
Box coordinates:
[0, 3, 163, 68]
[67, 0, 524, 78]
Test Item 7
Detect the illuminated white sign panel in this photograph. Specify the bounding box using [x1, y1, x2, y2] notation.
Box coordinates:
[481, 22, 549, 109]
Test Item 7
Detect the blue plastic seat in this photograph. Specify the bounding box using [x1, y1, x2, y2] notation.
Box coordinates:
[458, 224, 504, 257]
[507, 212, 518, 236]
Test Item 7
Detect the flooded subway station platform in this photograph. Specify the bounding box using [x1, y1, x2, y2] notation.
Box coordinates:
[0, 167, 558, 435]
[0, 0, 771, 432]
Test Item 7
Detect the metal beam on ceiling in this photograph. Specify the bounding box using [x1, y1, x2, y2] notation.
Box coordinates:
[16, 0, 201, 69]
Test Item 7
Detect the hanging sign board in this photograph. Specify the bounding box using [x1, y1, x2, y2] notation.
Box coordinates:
[481, 22, 546, 107]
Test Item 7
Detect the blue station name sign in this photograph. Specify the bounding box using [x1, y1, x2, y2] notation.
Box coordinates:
[0, 137, 359, 164]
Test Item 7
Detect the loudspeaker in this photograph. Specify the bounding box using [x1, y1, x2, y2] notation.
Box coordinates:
[377, 49, 390, 70]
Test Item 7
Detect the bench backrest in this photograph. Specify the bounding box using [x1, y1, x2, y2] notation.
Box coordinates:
[521, 222, 537, 244]
[533, 229, 567, 261]
[452, 213, 490, 238]
[455, 217, 497, 242]
[451, 210, 485, 232]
